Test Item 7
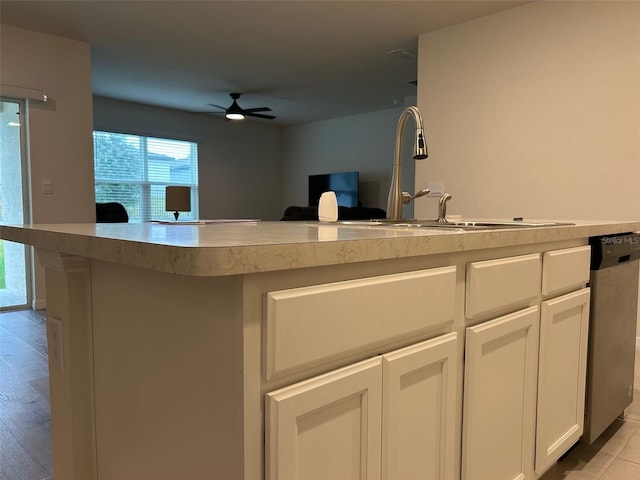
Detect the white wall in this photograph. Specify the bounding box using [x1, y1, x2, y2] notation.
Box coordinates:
[1, 24, 95, 308]
[415, 0, 640, 341]
[93, 97, 284, 220]
[282, 106, 421, 215]
[1, 25, 95, 222]
[415, 0, 640, 222]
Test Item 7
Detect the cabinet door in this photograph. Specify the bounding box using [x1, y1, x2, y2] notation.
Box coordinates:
[382, 332, 459, 480]
[462, 307, 540, 480]
[535, 288, 590, 475]
[266, 357, 382, 480]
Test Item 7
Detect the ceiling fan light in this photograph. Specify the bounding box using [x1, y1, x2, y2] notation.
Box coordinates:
[226, 112, 245, 120]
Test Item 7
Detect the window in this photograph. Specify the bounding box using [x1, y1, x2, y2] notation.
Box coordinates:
[93, 131, 198, 222]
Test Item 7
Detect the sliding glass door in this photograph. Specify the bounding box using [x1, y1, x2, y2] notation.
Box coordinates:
[0, 98, 31, 309]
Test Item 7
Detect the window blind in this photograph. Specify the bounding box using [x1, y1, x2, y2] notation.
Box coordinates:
[94, 131, 198, 222]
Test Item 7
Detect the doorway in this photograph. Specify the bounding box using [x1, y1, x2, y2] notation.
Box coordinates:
[0, 98, 32, 310]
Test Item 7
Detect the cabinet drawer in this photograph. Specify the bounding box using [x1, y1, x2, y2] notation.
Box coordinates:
[542, 246, 590, 297]
[265, 266, 456, 380]
[466, 253, 541, 319]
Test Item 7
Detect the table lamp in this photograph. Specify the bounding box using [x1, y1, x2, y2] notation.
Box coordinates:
[165, 186, 191, 220]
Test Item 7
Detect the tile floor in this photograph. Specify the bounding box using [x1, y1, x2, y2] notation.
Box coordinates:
[540, 349, 640, 479]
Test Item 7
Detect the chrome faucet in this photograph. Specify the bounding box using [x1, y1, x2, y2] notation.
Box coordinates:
[438, 193, 452, 222]
[386, 106, 429, 220]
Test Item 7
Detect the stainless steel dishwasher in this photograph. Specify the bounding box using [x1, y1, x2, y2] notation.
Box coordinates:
[583, 232, 640, 444]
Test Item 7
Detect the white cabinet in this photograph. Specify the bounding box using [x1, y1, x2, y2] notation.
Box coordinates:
[462, 246, 591, 480]
[541, 246, 590, 298]
[535, 288, 590, 475]
[266, 357, 382, 480]
[381, 333, 458, 480]
[266, 245, 591, 480]
[466, 253, 541, 320]
[267, 333, 459, 480]
[265, 267, 456, 380]
[462, 307, 540, 480]
[462, 254, 542, 480]
[534, 246, 591, 477]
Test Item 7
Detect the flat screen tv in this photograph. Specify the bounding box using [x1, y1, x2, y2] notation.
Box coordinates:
[309, 171, 359, 208]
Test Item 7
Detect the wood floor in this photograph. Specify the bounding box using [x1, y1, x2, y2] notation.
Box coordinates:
[0, 309, 52, 480]
[0, 308, 639, 480]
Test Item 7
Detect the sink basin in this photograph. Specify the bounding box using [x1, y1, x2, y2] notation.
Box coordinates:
[395, 220, 574, 229]
[339, 219, 574, 230]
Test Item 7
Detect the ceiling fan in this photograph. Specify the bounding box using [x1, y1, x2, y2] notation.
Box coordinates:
[208, 93, 276, 120]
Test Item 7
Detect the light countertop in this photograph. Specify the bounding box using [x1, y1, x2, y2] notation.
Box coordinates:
[1, 220, 638, 276]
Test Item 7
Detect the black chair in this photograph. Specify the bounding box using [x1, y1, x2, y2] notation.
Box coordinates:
[281, 206, 318, 221]
[96, 202, 129, 223]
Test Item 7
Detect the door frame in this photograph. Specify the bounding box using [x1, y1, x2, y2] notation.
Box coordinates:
[0, 96, 33, 310]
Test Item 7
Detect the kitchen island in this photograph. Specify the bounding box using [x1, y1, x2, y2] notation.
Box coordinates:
[1, 220, 638, 480]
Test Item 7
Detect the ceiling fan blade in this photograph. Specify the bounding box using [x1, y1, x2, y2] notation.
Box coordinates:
[206, 94, 275, 119]
[244, 112, 276, 119]
[241, 107, 272, 113]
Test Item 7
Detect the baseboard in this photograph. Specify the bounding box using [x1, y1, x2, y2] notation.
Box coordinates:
[32, 297, 47, 311]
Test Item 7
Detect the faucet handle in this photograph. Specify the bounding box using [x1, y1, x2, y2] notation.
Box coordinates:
[438, 193, 453, 222]
[401, 187, 430, 205]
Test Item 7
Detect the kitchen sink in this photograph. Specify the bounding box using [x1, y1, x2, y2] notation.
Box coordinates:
[339, 219, 574, 230]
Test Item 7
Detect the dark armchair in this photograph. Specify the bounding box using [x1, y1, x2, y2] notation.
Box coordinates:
[96, 202, 129, 223]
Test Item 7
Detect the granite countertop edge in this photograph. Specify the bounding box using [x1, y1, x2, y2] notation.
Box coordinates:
[1, 221, 638, 277]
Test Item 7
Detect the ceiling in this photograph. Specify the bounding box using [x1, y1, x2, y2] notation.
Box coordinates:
[0, 0, 526, 126]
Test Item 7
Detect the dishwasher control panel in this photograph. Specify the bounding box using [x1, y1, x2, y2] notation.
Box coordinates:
[589, 233, 640, 269]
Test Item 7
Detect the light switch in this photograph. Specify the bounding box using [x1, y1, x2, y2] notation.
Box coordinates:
[42, 179, 54, 194]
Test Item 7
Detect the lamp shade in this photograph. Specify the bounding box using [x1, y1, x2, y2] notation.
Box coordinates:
[165, 186, 191, 213]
